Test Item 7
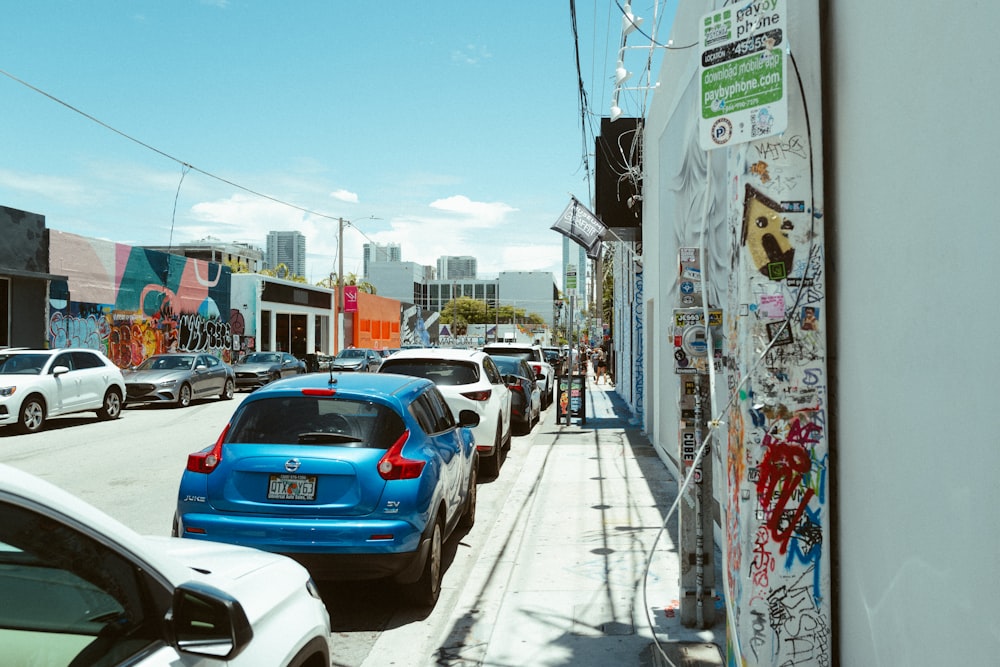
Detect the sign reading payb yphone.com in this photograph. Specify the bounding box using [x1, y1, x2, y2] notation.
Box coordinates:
[699, 0, 787, 150]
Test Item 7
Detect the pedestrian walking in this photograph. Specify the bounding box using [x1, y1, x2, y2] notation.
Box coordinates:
[595, 346, 608, 384]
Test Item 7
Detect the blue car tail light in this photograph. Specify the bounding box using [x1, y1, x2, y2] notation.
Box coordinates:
[187, 423, 230, 474]
[377, 430, 425, 480]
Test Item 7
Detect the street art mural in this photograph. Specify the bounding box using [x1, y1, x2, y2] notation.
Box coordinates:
[48, 231, 231, 367]
[401, 303, 439, 347]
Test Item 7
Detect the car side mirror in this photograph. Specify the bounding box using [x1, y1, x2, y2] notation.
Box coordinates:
[52, 365, 70, 376]
[165, 581, 254, 660]
[457, 409, 480, 429]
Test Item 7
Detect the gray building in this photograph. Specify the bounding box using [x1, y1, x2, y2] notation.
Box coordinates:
[265, 230, 306, 277]
[362, 242, 401, 278]
[436, 255, 477, 280]
[366, 261, 434, 306]
[371, 269, 557, 329]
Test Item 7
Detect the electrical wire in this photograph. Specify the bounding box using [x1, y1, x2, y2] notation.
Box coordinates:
[0, 67, 348, 226]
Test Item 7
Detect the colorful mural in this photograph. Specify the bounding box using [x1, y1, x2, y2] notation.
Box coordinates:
[48, 231, 232, 367]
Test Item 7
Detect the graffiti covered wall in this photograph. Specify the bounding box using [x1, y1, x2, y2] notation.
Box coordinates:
[48, 231, 231, 367]
[722, 6, 830, 664]
[648, 2, 830, 664]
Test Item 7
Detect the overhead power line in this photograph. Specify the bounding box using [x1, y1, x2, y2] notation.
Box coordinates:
[0, 67, 347, 224]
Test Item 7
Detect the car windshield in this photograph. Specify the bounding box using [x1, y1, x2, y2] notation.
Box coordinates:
[244, 353, 280, 363]
[380, 359, 479, 386]
[226, 396, 405, 448]
[0, 354, 49, 375]
[137, 355, 194, 371]
[336, 349, 367, 359]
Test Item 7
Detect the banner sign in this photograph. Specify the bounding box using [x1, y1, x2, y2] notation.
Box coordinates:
[551, 197, 607, 259]
[343, 285, 358, 313]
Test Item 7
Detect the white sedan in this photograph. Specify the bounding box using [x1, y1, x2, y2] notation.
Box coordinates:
[379, 348, 513, 477]
[0, 463, 331, 666]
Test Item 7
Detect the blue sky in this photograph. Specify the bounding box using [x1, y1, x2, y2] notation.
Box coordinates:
[1, 1, 672, 286]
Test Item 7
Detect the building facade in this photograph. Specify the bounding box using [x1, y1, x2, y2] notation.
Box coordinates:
[48, 229, 232, 366]
[362, 242, 401, 278]
[0, 206, 64, 349]
[627, 2, 999, 664]
[265, 230, 306, 277]
[436, 255, 477, 280]
[145, 238, 264, 273]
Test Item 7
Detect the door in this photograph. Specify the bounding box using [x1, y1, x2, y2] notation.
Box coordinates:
[419, 389, 464, 520]
[47, 352, 81, 414]
[70, 351, 109, 410]
[193, 355, 224, 397]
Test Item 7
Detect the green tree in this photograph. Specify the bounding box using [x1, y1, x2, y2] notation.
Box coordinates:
[260, 263, 308, 283]
[316, 272, 377, 294]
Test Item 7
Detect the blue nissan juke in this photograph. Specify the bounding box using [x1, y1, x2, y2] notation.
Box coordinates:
[174, 372, 479, 609]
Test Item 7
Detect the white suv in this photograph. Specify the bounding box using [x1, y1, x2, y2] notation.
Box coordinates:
[379, 348, 512, 476]
[0, 348, 126, 433]
[0, 463, 331, 666]
[481, 343, 555, 409]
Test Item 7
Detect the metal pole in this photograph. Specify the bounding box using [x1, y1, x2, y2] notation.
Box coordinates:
[337, 217, 344, 353]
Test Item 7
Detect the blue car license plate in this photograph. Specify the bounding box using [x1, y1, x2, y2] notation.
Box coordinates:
[267, 474, 317, 501]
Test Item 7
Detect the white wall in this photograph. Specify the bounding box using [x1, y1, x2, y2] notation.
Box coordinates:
[825, 3, 1000, 664]
[641, 2, 1000, 664]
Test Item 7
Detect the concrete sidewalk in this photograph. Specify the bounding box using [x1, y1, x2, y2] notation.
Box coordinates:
[430, 378, 727, 666]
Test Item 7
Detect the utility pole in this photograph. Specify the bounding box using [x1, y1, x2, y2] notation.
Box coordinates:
[337, 217, 344, 353]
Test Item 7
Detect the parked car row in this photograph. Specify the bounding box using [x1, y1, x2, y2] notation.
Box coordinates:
[0, 341, 561, 666]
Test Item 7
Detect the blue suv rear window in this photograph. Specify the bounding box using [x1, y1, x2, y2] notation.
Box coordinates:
[226, 397, 405, 448]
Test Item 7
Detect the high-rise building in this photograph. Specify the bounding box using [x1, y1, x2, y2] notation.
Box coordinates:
[363, 242, 401, 278]
[265, 231, 306, 278]
[437, 255, 477, 280]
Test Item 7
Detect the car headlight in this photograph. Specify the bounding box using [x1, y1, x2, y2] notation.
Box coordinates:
[0, 386, 15, 397]
[157, 379, 178, 387]
[306, 578, 323, 600]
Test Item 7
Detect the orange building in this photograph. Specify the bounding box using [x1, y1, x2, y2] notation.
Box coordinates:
[348, 291, 400, 351]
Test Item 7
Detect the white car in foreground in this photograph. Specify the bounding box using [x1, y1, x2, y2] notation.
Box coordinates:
[0, 463, 330, 667]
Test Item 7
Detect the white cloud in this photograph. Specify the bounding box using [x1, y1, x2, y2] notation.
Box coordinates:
[428, 195, 517, 226]
[0, 169, 100, 207]
[330, 189, 359, 204]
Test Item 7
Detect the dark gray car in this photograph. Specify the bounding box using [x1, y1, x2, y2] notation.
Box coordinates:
[328, 348, 382, 372]
[234, 352, 305, 390]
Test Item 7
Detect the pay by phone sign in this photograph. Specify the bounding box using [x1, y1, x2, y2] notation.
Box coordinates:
[699, 0, 787, 150]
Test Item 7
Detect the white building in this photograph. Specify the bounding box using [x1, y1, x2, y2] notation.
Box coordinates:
[625, 2, 1000, 665]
